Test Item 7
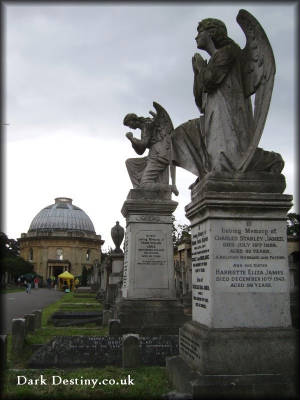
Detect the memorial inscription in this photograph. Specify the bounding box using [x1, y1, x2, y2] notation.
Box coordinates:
[192, 220, 288, 298]
[122, 233, 129, 289]
[179, 333, 201, 363]
[213, 220, 288, 292]
[192, 223, 211, 314]
[136, 231, 167, 267]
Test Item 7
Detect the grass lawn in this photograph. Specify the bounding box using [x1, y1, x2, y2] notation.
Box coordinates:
[3, 290, 175, 399]
[59, 303, 102, 311]
[7, 292, 108, 368]
[61, 294, 99, 303]
[3, 366, 173, 399]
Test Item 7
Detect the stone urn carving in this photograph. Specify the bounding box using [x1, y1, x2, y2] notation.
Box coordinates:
[111, 221, 124, 253]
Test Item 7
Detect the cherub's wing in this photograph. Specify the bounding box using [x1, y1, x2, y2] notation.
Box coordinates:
[237, 9, 276, 172]
[151, 101, 174, 137]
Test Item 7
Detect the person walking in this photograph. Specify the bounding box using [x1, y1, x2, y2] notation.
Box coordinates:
[26, 281, 31, 294]
[34, 276, 39, 289]
[47, 277, 51, 289]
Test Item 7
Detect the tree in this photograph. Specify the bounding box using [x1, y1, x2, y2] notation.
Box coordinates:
[287, 213, 300, 237]
[0, 232, 33, 284]
[172, 217, 191, 249]
[1, 256, 33, 280]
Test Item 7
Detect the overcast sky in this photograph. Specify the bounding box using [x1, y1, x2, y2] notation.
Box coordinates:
[3, 2, 298, 250]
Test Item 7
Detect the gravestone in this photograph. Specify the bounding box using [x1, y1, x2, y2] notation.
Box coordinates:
[102, 310, 113, 326]
[116, 187, 188, 334]
[51, 311, 102, 327]
[166, 9, 297, 397]
[0, 335, 7, 370]
[108, 319, 121, 336]
[28, 335, 178, 368]
[122, 334, 140, 368]
[11, 318, 25, 356]
[33, 310, 42, 329]
[24, 313, 36, 333]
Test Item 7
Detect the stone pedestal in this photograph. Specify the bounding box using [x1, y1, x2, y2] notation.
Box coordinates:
[167, 190, 297, 397]
[107, 252, 124, 306]
[116, 187, 188, 334]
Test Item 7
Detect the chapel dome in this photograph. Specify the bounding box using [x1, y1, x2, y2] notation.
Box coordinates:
[28, 197, 96, 234]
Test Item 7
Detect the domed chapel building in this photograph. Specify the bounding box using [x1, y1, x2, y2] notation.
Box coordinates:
[19, 197, 104, 280]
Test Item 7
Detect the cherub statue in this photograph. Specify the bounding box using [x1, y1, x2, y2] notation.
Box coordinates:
[124, 102, 179, 195]
[172, 10, 284, 184]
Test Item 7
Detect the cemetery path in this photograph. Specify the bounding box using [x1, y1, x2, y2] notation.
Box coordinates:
[1, 288, 64, 334]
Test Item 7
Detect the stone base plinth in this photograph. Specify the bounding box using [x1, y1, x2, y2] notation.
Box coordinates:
[178, 321, 297, 376]
[166, 355, 296, 399]
[189, 172, 286, 200]
[115, 298, 189, 335]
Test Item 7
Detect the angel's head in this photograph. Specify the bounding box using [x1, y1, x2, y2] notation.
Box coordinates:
[196, 18, 229, 49]
[124, 113, 153, 129]
[123, 113, 140, 129]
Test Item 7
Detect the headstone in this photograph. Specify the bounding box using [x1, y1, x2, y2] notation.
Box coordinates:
[102, 310, 113, 326]
[11, 318, 25, 356]
[23, 314, 30, 334]
[122, 334, 140, 368]
[116, 187, 188, 334]
[33, 310, 42, 329]
[28, 335, 179, 368]
[109, 319, 121, 336]
[28, 336, 122, 368]
[0, 335, 7, 370]
[25, 313, 36, 333]
[51, 311, 102, 327]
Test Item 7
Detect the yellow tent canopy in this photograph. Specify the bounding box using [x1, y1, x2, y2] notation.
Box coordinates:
[58, 271, 74, 279]
[58, 271, 74, 291]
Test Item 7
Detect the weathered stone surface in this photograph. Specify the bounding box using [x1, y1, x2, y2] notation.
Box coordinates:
[179, 321, 297, 375]
[162, 391, 192, 400]
[33, 310, 42, 329]
[51, 311, 102, 327]
[167, 190, 296, 396]
[167, 355, 296, 398]
[0, 335, 7, 370]
[121, 191, 177, 299]
[140, 335, 179, 366]
[124, 102, 178, 196]
[108, 319, 121, 336]
[189, 172, 286, 198]
[28, 336, 122, 368]
[186, 191, 292, 329]
[24, 314, 36, 333]
[171, 10, 284, 193]
[111, 221, 125, 253]
[28, 335, 179, 368]
[11, 318, 25, 355]
[115, 299, 189, 335]
[122, 334, 140, 368]
[102, 310, 113, 326]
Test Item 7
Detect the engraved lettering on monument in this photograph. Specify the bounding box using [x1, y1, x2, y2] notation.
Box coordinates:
[122, 233, 129, 289]
[136, 231, 167, 267]
[191, 221, 211, 320]
[134, 230, 169, 289]
[213, 220, 288, 292]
